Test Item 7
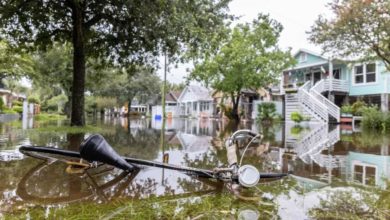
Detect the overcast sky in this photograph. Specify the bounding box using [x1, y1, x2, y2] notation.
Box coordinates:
[158, 0, 333, 84]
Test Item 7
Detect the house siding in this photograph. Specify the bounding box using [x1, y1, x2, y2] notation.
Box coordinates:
[348, 61, 389, 96]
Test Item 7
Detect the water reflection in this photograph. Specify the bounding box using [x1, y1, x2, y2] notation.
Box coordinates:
[0, 117, 389, 219]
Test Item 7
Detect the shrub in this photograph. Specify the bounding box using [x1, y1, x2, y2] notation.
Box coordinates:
[291, 111, 304, 123]
[12, 100, 23, 107]
[2, 107, 16, 114]
[257, 102, 277, 122]
[0, 98, 4, 111]
[27, 96, 40, 104]
[12, 105, 23, 113]
[383, 113, 390, 131]
[351, 100, 367, 116]
[361, 107, 384, 131]
[290, 125, 304, 136]
[341, 104, 353, 115]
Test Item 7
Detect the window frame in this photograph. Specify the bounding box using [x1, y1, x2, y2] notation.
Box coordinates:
[352, 62, 378, 86]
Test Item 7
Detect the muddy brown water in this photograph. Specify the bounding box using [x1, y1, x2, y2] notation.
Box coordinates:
[0, 117, 389, 219]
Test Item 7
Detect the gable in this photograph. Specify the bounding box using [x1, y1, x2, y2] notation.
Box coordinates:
[291, 50, 329, 70]
[177, 85, 212, 102]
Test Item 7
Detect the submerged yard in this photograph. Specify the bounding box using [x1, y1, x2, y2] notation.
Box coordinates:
[0, 117, 389, 219]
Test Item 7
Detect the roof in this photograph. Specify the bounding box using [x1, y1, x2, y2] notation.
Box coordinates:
[166, 92, 177, 103]
[177, 85, 213, 102]
[165, 91, 182, 103]
[293, 48, 329, 60]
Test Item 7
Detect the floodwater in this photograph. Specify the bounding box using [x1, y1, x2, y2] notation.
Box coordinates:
[0, 117, 389, 219]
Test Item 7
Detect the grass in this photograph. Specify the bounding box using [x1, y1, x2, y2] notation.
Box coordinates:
[34, 113, 67, 121]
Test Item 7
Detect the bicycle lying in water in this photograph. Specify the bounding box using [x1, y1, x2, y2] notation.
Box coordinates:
[19, 129, 289, 188]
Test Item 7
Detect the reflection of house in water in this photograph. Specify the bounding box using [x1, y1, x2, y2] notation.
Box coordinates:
[346, 152, 390, 189]
[176, 132, 212, 153]
[278, 123, 390, 189]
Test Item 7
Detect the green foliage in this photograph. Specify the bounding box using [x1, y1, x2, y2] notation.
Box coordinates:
[11, 105, 22, 113]
[34, 113, 66, 121]
[97, 66, 161, 108]
[341, 104, 353, 115]
[0, 0, 232, 126]
[12, 100, 22, 107]
[220, 104, 235, 120]
[42, 94, 68, 113]
[33, 125, 109, 134]
[0, 41, 36, 80]
[190, 14, 295, 120]
[360, 106, 390, 132]
[0, 98, 4, 111]
[291, 111, 304, 123]
[351, 101, 367, 116]
[2, 107, 16, 114]
[309, 188, 386, 220]
[290, 125, 304, 137]
[27, 95, 40, 104]
[256, 102, 278, 122]
[309, 0, 390, 71]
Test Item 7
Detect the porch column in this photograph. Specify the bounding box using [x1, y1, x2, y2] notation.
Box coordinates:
[328, 59, 333, 91]
[381, 93, 389, 112]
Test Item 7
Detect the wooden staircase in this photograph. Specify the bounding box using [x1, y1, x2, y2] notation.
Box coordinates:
[285, 80, 346, 123]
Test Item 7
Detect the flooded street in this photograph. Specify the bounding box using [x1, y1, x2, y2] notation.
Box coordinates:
[1, 117, 389, 219]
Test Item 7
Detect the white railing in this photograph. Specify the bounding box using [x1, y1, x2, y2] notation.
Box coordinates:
[310, 80, 341, 122]
[294, 125, 341, 167]
[295, 124, 328, 157]
[315, 79, 349, 93]
[298, 81, 328, 123]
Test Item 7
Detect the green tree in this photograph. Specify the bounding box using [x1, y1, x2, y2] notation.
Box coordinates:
[98, 66, 161, 114]
[0, 0, 232, 126]
[0, 41, 35, 85]
[190, 15, 295, 120]
[308, 0, 390, 71]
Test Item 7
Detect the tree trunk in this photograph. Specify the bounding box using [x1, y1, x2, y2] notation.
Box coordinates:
[70, 3, 86, 126]
[231, 93, 240, 121]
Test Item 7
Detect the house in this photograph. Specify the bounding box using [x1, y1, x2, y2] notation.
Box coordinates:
[0, 88, 26, 107]
[151, 91, 182, 119]
[280, 48, 390, 123]
[177, 85, 214, 118]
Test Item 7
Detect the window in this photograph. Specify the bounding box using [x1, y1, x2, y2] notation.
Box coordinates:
[354, 63, 376, 84]
[193, 102, 197, 111]
[299, 53, 307, 63]
[366, 63, 376, 83]
[353, 164, 376, 186]
[354, 65, 364, 83]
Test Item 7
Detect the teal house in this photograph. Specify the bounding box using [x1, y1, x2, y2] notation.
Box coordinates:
[281, 49, 390, 123]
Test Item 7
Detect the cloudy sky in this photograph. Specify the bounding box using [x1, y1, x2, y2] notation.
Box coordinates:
[158, 0, 333, 83]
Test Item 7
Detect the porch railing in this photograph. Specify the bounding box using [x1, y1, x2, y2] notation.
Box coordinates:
[297, 81, 328, 123]
[311, 80, 341, 122]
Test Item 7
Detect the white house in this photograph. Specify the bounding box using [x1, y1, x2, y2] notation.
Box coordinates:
[177, 85, 214, 118]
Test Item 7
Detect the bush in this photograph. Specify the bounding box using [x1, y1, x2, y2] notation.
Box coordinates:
[361, 106, 384, 131]
[351, 100, 367, 116]
[0, 98, 4, 111]
[290, 125, 304, 136]
[256, 102, 277, 122]
[12, 100, 23, 107]
[341, 104, 353, 115]
[2, 107, 16, 114]
[12, 105, 23, 113]
[28, 96, 40, 104]
[291, 111, 304, 123]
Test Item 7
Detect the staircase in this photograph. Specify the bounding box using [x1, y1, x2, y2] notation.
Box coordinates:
[285, 79, 348, 123]
[290, 125, 344, 170]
